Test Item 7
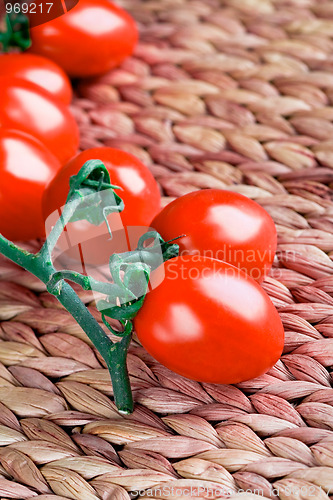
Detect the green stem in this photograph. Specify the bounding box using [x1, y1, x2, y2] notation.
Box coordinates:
[38, 192, 83, 261]
[47, 270, 124, 297]
[0, 236, 37, 275]
[0, 231, 134, 414]
[55, 281, 133, 414]
[107, 333, 133, 413]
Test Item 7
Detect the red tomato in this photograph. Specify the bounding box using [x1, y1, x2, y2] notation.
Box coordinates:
[151, 189, 277, 282]
[0, 77, 79, 164]
[0, 129, 61, 241]
[43, 148, 161, 265]
[29, 0, 138, 77]
[0, 53, 72, 105]
[134, 256, 284, 384]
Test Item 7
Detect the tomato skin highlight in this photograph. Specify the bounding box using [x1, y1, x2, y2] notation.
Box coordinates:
[0, 77, 79, 165]
[134, 256, 284, 384]
[0, 130, 61, 241]
[43, 148, 161, 265]
[151, 189, 277, 282]
[0, 53, 72, 105]
[29, 0, 138, 77]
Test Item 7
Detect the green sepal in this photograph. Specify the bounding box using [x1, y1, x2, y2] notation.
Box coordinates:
[138, 231, 181, 267]
[97, 232, 180, 324]
[98, 256, 150, 321]
[123, 262, 150, 299]
[66, 160, 124, 227]
[0, 13, 31, 52]
[100, 296, 146, 321]
[102, 314, 133, 338]
[113, 231, 180, 271]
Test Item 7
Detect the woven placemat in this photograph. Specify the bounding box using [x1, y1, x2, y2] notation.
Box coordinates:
[1, 0, 333, 498]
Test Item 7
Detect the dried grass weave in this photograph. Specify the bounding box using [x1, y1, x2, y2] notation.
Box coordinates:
[1, 0, 333, 498]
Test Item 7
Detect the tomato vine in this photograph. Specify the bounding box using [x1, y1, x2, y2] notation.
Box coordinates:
[0, 160, 179, 414]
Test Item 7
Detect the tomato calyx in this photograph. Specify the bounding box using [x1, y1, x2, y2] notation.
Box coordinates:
[66, 159, 125, 237]
[0, 13, 31, 52]
[101, 232, 180, 327]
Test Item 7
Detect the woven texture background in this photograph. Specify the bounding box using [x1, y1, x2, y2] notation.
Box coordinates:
[1, 0, 333, 498]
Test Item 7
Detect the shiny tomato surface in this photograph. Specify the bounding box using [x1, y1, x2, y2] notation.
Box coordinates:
[134, 256, 284, 384]
[0, 130, 61, 241]
[152, 189, 277, 281]
[29, 0, 138, 77]
[43, 148, 161, 265]
[0, 53, 72, 105]
[0, 77, 79, 164]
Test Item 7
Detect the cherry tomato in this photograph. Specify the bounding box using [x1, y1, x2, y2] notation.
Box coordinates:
[151, 189, 277, 282]
[0, 129, 61, 241]
[0, 53, 72, 105]
[0, 77, 79, 164]
[134, 256, 284, 384]
[43, 148, 161, 265]
[29, 0, 138, 78]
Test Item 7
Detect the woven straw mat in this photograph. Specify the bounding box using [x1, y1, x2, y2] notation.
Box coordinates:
[2, 0, 333, 498]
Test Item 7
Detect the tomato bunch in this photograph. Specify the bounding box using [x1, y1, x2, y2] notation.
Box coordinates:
[0, 1, 284, 388]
